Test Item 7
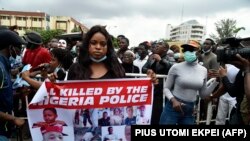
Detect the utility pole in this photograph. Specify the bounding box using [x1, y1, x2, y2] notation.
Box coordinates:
[180, 4, 184, 23]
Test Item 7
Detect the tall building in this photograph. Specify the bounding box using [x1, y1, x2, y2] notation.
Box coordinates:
[0, 10, 88, 35]
[165, 24, 173, 40]
[169, 20, 206, 43]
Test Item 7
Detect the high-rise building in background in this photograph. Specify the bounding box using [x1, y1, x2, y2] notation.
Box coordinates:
[168, 20, 206, 43]
[0, 10, 88, 35]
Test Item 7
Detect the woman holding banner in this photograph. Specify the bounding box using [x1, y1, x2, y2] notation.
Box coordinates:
[67, 25, 126, 80]
[67, 25, 158, 83]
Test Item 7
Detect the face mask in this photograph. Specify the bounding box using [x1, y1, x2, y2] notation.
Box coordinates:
[174, 53, 180, 59]
[202, 46, 211, 54]
[90, 56, 107, 63]
[9, 56, 15, 66]
[184, 51, 197, 63]
[54, 67, 60, 73]
[135, 53, 140, 59]
[15, 55, 22, 63]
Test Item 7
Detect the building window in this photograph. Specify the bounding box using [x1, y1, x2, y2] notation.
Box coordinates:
[56, 21, 67, 32]
[16, 17, 26, 21]
[1, 16, 11, 20]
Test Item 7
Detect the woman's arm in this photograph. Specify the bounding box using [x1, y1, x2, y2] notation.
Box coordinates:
[21, 70, 42, 89]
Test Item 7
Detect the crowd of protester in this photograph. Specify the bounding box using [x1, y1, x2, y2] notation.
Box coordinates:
[0, 24, 250, 140]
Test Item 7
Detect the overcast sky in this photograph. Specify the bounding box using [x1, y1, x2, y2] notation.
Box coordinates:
[1, 0, 249, 46]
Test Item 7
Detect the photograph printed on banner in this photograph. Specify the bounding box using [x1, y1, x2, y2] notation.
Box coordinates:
[74, 109, 98, 128]
[124, 106, 137, 125]
[98, 108, 111, 126]
[74, 127, 101, 141]
[124, 125, 131, 141]
[136, 105, 151, 125]
[102, 126, 124, 141]
[109, 107, 125, 126]
[27, 108, 74, 141]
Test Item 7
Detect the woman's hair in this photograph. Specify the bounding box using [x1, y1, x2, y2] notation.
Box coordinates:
[68, 25, 125, 79]
[50, 48, 73, 70]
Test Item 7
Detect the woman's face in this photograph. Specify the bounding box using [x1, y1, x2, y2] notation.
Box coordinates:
[49, 54, 59, 72]
[88, 32, 108, 59]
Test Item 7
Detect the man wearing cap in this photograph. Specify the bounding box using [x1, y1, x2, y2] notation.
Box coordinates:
[159, 40, 219, 125]
[136, 105, 150, 125]
[40, 125, 67, 141]
[22, 31, 51, 68]
[0, 29, 26, 140]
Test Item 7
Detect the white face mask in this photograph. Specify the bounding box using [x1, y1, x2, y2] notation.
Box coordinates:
[58, 39, 67, 48]
[174, 53, 180, 59]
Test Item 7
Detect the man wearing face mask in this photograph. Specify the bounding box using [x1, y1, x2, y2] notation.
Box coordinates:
[9, 45, 23, 76]
[0, 29, 26, 141]
[200, 38, 220, 121]
[201, 38, 219, 72]
[22, 31, 51, 68]
[159, 40, 219, 125]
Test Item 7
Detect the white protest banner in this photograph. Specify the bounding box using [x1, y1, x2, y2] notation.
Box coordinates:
[27, 78, 153, 141]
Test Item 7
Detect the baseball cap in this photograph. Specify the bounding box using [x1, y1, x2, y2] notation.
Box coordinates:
[181, 40, 200, 49]
[138, 105, 146, 110]
[40, 126, 68, 136]
[0, 30, 27, 49]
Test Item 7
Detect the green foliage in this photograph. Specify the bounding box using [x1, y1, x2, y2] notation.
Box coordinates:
[71, 27, 81, 32]
[39, 29, 64, 44]
[112, 37, 119, 49]
[25, 29, 64, 44]
[210, 18, 245, 42]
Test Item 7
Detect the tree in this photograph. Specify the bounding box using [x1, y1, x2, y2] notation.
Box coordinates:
[210, 18, 245, 42]
[26, 29, 64, 44]
[71, 27, 81, 32]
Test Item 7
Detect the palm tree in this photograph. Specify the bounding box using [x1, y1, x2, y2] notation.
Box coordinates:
[210, 18, 245, 42]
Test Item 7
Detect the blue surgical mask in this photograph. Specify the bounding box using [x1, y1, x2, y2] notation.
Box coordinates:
[54, 67, 60, 73]
[90, 56, 107, 63]
[9, 56, 15, 67]
[135, 53, 140, 59]
[184, 51, 197, 63]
